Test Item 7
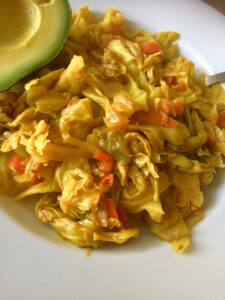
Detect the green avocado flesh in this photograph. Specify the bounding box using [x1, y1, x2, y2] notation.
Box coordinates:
[0, 0, 72, 92]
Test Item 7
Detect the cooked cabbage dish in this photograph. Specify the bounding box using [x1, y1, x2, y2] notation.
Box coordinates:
[1, 6, 225, 253]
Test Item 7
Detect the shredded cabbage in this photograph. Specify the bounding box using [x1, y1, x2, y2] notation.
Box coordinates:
[0, 6, 225, 253]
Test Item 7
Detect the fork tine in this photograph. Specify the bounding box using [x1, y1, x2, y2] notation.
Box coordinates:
[206, 72, 225, 86]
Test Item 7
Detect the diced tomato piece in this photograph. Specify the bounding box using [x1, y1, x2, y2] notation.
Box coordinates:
[160, 99, 172, 115]
[206, 133, 217, 148]
[8, 155, 26, 175]
[173, 80, 186, 92]
[28, 176, 44, 186]
[106, 199, 118, 219]
[93, 150, 113, 162]
[217, 111, 225, 127]
[31, 163, 42, 174]
[162, 113, 178, 127]
[173, 98, 184, 116]
[99, 160, 115, 173]
[100, 174, 114, 187]
[117, 206, 128, 224]
[135, 111, 178, 127]
[129, 114, 139, 124]
[141, 42, 163, 55]
[164, 76, 177, 86]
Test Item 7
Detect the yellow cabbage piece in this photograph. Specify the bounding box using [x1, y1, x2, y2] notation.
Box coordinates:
[60, 97, 102, 144]
[150, 191, 190, 253]
[167, 169, 204, 219]
[93, 228, 138, 244]
[0, 153, 16, 194]
[35, 91, 70, 116]
[121, 180, 164, 223]
[15, 166, 60, 200]
[56, 55, 86, 95]
[26, 120, 50, 156]
[58, 168, 100, 214]
[124, 132, 159, 178]
[36, 195, 101, 248]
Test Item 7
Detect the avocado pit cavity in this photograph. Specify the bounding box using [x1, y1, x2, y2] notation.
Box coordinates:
[0, 0, 71, 91]
[0, 0, 40, 48]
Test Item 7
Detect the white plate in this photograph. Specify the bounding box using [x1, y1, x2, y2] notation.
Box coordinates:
[1, 1, 225, 299]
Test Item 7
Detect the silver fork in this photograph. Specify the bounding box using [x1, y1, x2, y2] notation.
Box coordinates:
[205, 72, 225, 86]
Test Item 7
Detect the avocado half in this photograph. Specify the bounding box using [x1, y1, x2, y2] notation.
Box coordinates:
[0, 0, 72, 92]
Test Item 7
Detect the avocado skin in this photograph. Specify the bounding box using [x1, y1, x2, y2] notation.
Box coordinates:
[0, 0, 72, 92]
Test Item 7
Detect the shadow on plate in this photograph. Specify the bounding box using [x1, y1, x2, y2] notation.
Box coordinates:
[0, 195, 62, 245]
